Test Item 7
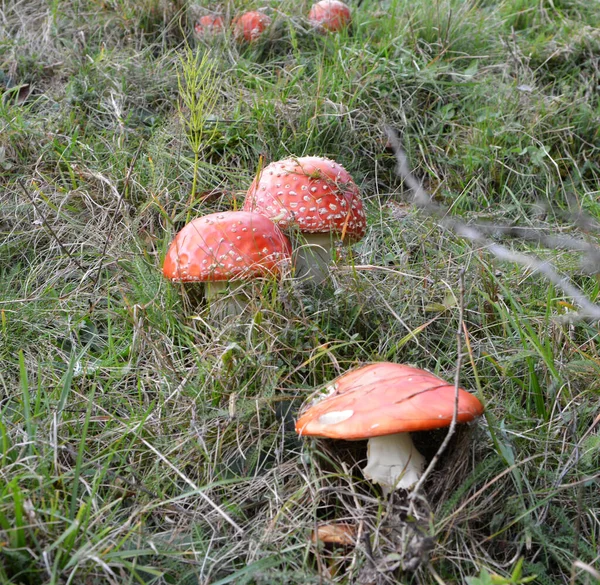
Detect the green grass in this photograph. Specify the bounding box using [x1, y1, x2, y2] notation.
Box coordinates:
[1, 0, 599, 583]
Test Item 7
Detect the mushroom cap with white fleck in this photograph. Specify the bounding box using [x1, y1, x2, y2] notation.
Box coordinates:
[243, 156, 366, 243]
[309, 0, 352, 32]
[296, 363, 484, 440]
[163, 211, 292, 282]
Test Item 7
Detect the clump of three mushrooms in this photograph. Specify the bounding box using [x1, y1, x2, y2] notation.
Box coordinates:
[194, 1, 352, 43]
[162, 177, 483, 495]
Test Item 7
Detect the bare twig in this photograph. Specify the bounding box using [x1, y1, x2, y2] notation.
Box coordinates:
[386, 129, 433, 210]
[436, 453, 545, 530]
[92, 141, 143, 291]
[137, 435, 245, 534]
[18, 179, 87, 273]
[385, 127, 600, 321]
[469, 222, 600, 264]
[58, 444, 196, 518]
[408, 268, 466, 503]
[538, 411, 600, 524]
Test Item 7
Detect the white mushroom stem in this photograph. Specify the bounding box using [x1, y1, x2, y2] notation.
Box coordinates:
[293, 233, 337, 284]
[363, 433, 426, 495]
[205, 281, 249, 319]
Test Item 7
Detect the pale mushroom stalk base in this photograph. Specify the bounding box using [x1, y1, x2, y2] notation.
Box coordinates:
[293, 233, 337, 284]
[205, 281, 249, 319]
[363, 433, 426, 495]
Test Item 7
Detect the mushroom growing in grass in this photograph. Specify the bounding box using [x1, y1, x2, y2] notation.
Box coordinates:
[163, 211, 292, 318]
[194, 15, 225, 38]
[296, 363, 484, 495]
[243, 156, 366, 284]
[233, 11, 272, 43]
[309, 0, 352, 33]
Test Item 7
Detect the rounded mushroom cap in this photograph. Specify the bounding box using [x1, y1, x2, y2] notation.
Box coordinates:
[296, 363, 484, 440]
[232, 11, 271, 42]
[163, 211, 292, 282]
[243, 156, 366, 242]
[194, 15, 225, 37]
[309, 0, 352, 32]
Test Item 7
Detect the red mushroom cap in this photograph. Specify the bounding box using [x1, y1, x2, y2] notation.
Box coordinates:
[296, 363, 484, 440]
[243, 156, 366, 242]
[163, 211, 292, 282]
[232, 11, 272, 42]
[308, 0, 352, 32]
[194, 15, 225, 37]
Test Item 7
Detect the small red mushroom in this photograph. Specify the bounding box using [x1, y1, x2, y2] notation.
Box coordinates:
[296, 363, 484, 494]
[243, 156, 366, 283]
[308, 0, 352, 33]
[163, 211, 291, 316]
[194, 15, 225, 37]
[232, 11, 272, 43]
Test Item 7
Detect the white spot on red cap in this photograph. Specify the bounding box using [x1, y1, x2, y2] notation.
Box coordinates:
[318, 410, 354, 425]
[241, 156, 365, 241]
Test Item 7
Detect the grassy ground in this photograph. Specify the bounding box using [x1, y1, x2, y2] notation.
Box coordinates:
[1, 0, 600, 583]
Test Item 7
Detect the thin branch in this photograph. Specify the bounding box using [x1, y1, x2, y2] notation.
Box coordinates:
[58, 444, 196, 518]
[385, 129, 433, 210]
[92, 141, 143, 291]
[137, 435, 245, 535]
[538, 411, 600, 525]
[451, 222, 600, 321]
[408, 269, 466, 502]
[385, 127, 600, 322]
[470, 222, 600, 262]
[18, 179, 87, 273]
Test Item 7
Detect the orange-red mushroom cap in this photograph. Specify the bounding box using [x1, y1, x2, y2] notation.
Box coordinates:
[243, 156, 366, 242]
[194, 15, 225, 37]
[233, 11, 272, 42]
[296, 363, 484, 440]
[163, 211, 292, 282]
[309, 0, 352, 32]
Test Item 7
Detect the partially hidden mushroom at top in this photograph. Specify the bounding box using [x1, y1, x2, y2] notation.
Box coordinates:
[163, 211, 292, 317]
[232, 11, 272, 43]
[308, 0, 352, 33]
[194, 14, 225, 38]
[243, 155, 366, 283]
[296, 362, 484, 495]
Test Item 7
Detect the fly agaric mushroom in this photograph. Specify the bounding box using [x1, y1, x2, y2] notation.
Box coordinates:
[308, 0, 352, 33]
[296, 363, 484, 494]
[163, 211, 291, 317]
[233, 11, 272, 43]
[243, 156, 366, 283]
[194, 14, 225, 37]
